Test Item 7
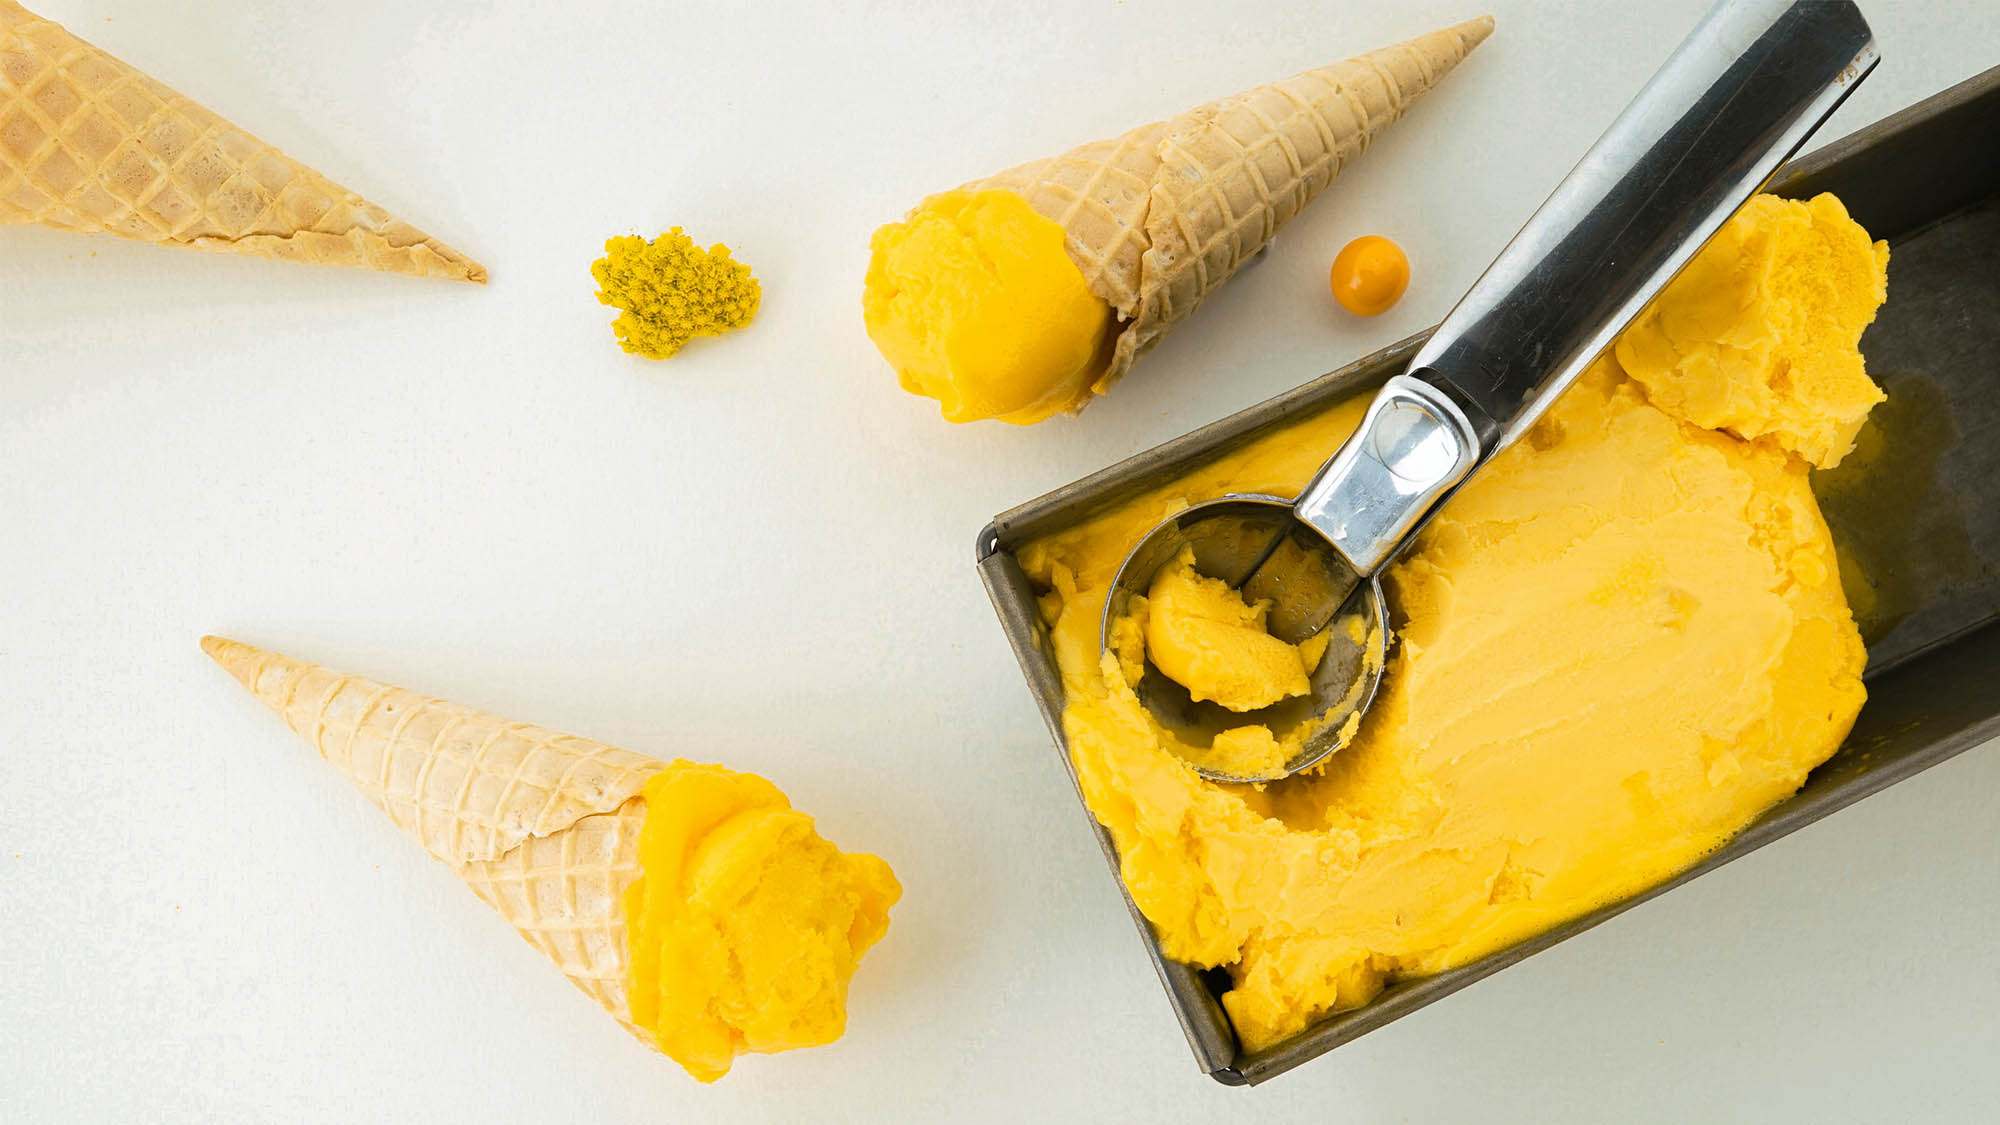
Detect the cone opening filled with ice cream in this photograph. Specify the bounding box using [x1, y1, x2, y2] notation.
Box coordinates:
[863, 16, 1495, 424]
[200, 636, 899, 1083]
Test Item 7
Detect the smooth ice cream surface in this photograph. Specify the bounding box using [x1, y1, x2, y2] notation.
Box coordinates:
[1616, 193, 1889, 469]
[864, 189, 1116, 424]
[1019, 194, 1879, 1052]
[1143, 548, 1315, 712]
[1099, 554, 1355, 782]
[623, 763, 900, 1082]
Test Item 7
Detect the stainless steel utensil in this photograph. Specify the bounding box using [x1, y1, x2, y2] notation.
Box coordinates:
[1101, 0, 1878, 782]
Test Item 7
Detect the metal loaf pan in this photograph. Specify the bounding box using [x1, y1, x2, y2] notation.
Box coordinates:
[976, 64, 2000, 1085]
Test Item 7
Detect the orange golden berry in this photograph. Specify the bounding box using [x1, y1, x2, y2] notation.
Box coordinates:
[1329, 235, 1410, 317]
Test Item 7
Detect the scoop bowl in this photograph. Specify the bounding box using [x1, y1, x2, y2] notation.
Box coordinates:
[1099, 496, 1389, 783]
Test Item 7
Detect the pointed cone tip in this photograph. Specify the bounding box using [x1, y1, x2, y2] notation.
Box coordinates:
[1388, 15, 1493, 68]
[200, 634, 267, 692]
[3, 6, 489, 284]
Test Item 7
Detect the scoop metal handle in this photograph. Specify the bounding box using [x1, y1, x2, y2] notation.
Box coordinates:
[1296, 0, 1878, 577]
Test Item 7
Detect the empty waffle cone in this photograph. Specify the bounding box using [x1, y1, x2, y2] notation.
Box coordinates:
[0, 2, 485, 281]
[201, 635, 659, 1034]
[970, 15, 1491, 395]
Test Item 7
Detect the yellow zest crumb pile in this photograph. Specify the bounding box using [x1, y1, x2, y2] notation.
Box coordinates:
[592, 229, 761, 359]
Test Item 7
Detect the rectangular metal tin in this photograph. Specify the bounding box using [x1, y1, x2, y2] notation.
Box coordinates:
[977, 65, 2000, 1085]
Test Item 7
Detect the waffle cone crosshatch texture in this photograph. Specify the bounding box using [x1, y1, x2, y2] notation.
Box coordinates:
[967, 17, 1493, 395]
[865, 17, 1493, 425]
[0, 1, 483, 279]
[200, 636, 902, 1082]
[6, 0, 2000, 1118]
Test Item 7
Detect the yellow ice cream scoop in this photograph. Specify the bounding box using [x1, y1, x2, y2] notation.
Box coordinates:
[1105, 0, 1878, 782]
[865, 190, 1116, 424]
[1615, 192, 1889, 467]
[1142, 548, 1317, 712]
[624, 765, 900, 1082]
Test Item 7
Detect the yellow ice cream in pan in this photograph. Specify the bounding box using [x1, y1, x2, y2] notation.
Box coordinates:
[202, 638, 899, 1084]
[1021, 192, 1888, 1051]
[864, 18, 1494, 424]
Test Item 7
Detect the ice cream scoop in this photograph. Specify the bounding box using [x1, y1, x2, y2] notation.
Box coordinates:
[1104, 0, 1879, 783]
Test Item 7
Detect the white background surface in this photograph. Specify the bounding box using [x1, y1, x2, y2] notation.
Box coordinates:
[3, 0, 1996, 1121]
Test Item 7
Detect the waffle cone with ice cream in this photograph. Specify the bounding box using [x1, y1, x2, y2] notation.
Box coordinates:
[0, 1, 483, 281]
[202, 636, 899, 1082]
[865, 16, 1492, 423]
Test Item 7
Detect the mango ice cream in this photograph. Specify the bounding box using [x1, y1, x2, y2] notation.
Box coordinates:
[1141, 547, 1319, 713]
[1617, 194, 1890, 468]
[865, 190, 1117, 424]
[202, 638, 899, 1084]
[863, 18, 1494, 423]
[624, 763, 901, 1081]
[1018, 193, 1887, 1051]
[1100, 548, 1353, 781]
